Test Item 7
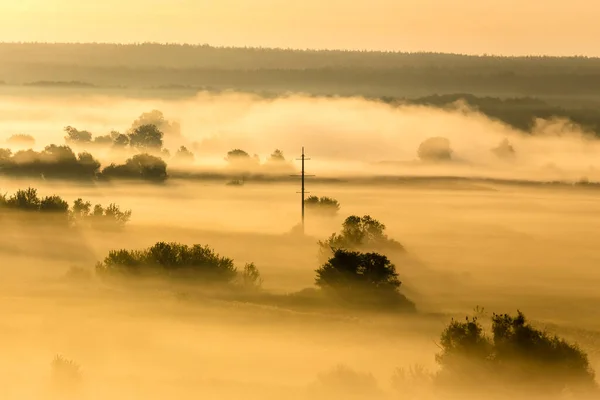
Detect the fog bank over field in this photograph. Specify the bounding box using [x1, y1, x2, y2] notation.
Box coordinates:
[1, 92, 600, 182]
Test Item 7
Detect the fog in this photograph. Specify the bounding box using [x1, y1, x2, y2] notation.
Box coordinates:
[2, 92, 600, 182]
[1, 91, 600, 399]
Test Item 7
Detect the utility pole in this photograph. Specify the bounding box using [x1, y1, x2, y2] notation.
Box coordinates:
[292, 147, 314, 234]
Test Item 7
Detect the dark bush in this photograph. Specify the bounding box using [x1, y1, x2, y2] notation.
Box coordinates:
[131, 110, 181, 139]
[417, 137, 453, 162]
[128, 124, 164, 151]
[0, 145, 101, 180]
[0, 187, 70, 224]
[315, 249, 414, 310]
[64, 126, 92, 144]
[435, 311, 598, 398]
[305, 195, 340, 216]
[173, 145, 195, 163]
[101, 153, 168, 182]
[70, 198, 132, 229]
[95, 241, 240, 284]
[318, 215, 405, 261]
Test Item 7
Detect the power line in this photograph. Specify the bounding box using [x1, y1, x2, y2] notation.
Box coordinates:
[291, 146, 315, 234]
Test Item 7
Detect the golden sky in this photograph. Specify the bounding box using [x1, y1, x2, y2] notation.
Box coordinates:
[0, 0, 597, 55]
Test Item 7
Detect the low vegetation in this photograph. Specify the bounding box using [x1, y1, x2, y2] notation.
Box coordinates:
[315, 249, 414, 311]
[417, 136, 453, 162]
[434, 310, 598, 398]
[0, 145, 101, 180]
[304, 195, 340, 216]
[318, 215, 405, 261]
[96, 241, 242, 284]
[101, 153, 168, 182]
[0, 187, 131, 229]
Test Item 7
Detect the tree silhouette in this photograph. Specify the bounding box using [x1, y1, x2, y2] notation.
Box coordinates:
[305, 195, 340, 216]
[417, 137, 453, 162]
[64, 126, 92, 144]
[315, 249, 413, 310]
[318, 215, 405, 261]
[174, 146, 195, 163]
[436, 311, 598, 397]
[96, 241, 240, 284]
[127, 124, 164, 151]
[101, 153, 168, 182]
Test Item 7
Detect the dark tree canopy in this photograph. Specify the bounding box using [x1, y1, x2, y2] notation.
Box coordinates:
[70, 198, 132, 230]
[319, 215, 405, 261]
[0, 145, 101, 180]
[101, 153, 168, 182]
[305, 195, 340, 216]
[127, 124, 164, 151]
[315, 249, 413, 310]
[64, 126, 93, 144]
[96, 241, 239, 284]
[131, 110, 181, 138]
[436, 311, 597, 397]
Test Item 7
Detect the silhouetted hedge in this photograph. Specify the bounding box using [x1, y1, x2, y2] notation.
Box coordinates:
[305, 195, 340, 216]
[318, 215, 405, 262]
[315, 249, 414, 311]
[435, 311, 598, 398]
[0, 187, 132, 229]
[95, 241, 255, 285]
[0, 145, 101, 180]
[100, 153, 168, 182]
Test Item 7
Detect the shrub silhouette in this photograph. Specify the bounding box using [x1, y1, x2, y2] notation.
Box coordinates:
[0, 187, 131, 229]
[305, 195, 340, 216]
[128, 124, 164, 151]
[435, 311, 597, 398]
[417, 137, 453, 162]
[173, 145, 195, 163]
[96, 241, 239, 284]
[131, 109, 181, 139]
[70, 198, 132, 229]
[0, 145, 101, 180]
[239, 262, 263, 290]
[269, 149, 285, 162]
[225, 148, 250, 161]
[64, 126, 92, 144]
[101, 153, 168, 182]
[51, 354, 82, 392]
[318, 215, 405, 261]
[492, 138, 516, 159]
[315, 249, 414, 310]
[0, 148, 11, 160]
[225, 148, 260, 170]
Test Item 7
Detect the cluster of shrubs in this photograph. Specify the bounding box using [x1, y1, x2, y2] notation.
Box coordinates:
[95, 241, 262, 290]
[314, 313, 597, 399]
[0, 144, 168, 182]
[0, 187, 131, 229]
[304, 195, 340, 216]
[417, 136, 517, 162]
[318, 215, 405, 262]
[434, 310, 597, 397]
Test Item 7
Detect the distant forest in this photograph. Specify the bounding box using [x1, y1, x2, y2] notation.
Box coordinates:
[2, 43, 600, 98]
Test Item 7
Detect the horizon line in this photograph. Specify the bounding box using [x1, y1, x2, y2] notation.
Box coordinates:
[0, 41, 596, 60]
